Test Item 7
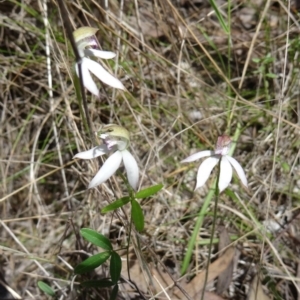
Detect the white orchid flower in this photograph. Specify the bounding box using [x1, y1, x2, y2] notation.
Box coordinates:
[73, 27, 124, 96]
[74, 125, 139, 190]
[181, 135, 247, 193]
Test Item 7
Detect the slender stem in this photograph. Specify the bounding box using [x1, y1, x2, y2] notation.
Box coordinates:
[74, 74, 90, 133]
[56, 0, 94, 144]
[118, 171, 135, 199]
[55, 0, 80, 62]
[126, 211, 133, 281]
[119, 174, 134, 281]
[125, 199, 147, 299]
[201, 158, 221, 300]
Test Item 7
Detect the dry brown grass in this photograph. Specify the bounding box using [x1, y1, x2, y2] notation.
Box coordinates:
[1, 0, 300, 299]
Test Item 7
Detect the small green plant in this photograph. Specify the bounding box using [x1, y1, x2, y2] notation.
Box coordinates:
[102, 184, 163, 232]
[74, 229, 121, 299]
[74, 184, 163, 298]
[253, 53, 277, 103]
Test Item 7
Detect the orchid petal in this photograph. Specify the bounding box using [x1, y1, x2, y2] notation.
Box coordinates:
[84, 57, 125, 90]
[195, 157, 219, 190]
[181, 150, 213, 163]
[88, 151, 122, 189]
[122, 150, 139, 190]
[226, 156, 248, 188]
[219, 157, 233, 192]
[84, 49, 116, 59]
[73, 145, 109, 160]
[76, 59, 100, 96]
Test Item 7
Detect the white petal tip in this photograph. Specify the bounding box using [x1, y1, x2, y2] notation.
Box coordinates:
[194, 180, 207, 190]
[194, 185, 203, 191]
[122, 150, 139, 190]
[131, 184, 138, 191]
[92, 90, 100, 97]
[73, 153, 91, 160]
[113, 81, 125, 90]
[88, 183, 96, 189]
[83, 58, 125, 91]
[181, 151, 212, 163]
[85, 82, 100, 96]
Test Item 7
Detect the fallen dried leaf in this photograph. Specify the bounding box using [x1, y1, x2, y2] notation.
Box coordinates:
[202, 292, 226, 300]
[248, 275, 271, 300]
[175, 247, 235, 298]
[216, 227, 234, 294]
[120, 240, 235, 298]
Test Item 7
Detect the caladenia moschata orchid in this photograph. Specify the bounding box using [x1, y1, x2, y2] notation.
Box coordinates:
[73, 27, 125, 96]
[74, 124, 139, 190]
[181, 135, 248, 193]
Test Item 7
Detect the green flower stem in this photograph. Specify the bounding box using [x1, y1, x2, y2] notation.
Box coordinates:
[201, 158, 221, 300]
[180, 124, 242, 275]
[74, 73, 89, 134]
[56, 0, 93, 143]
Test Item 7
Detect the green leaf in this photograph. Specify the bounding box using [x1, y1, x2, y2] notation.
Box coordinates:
[81, 279, 114, 288]
[135, 184, 163, 199]
[131, 199, 144, 231]
[266, 73, 277, 79]
[110, 284, 119, 300]
[252, 58, 260, 63]
[110, 252, 122, 284]
[74, 251, 111, 274]
[281, 162, 290, 173]
[80, 228, 112, 250]
[101, 197, 131, 213]
[208, 0, 229, 34]
[37, 281, 55, 297]
[263, 54, 274, 64]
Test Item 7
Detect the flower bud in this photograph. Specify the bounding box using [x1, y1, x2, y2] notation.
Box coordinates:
[73, 27, 98, 56]
[98, 124, 130, 151]
[215, 135, 231, 156]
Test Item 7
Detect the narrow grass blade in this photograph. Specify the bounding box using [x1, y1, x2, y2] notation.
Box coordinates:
[181, 183, 215, 275]
[208, 0, 229, 34]
[37, 281, 55, 297]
